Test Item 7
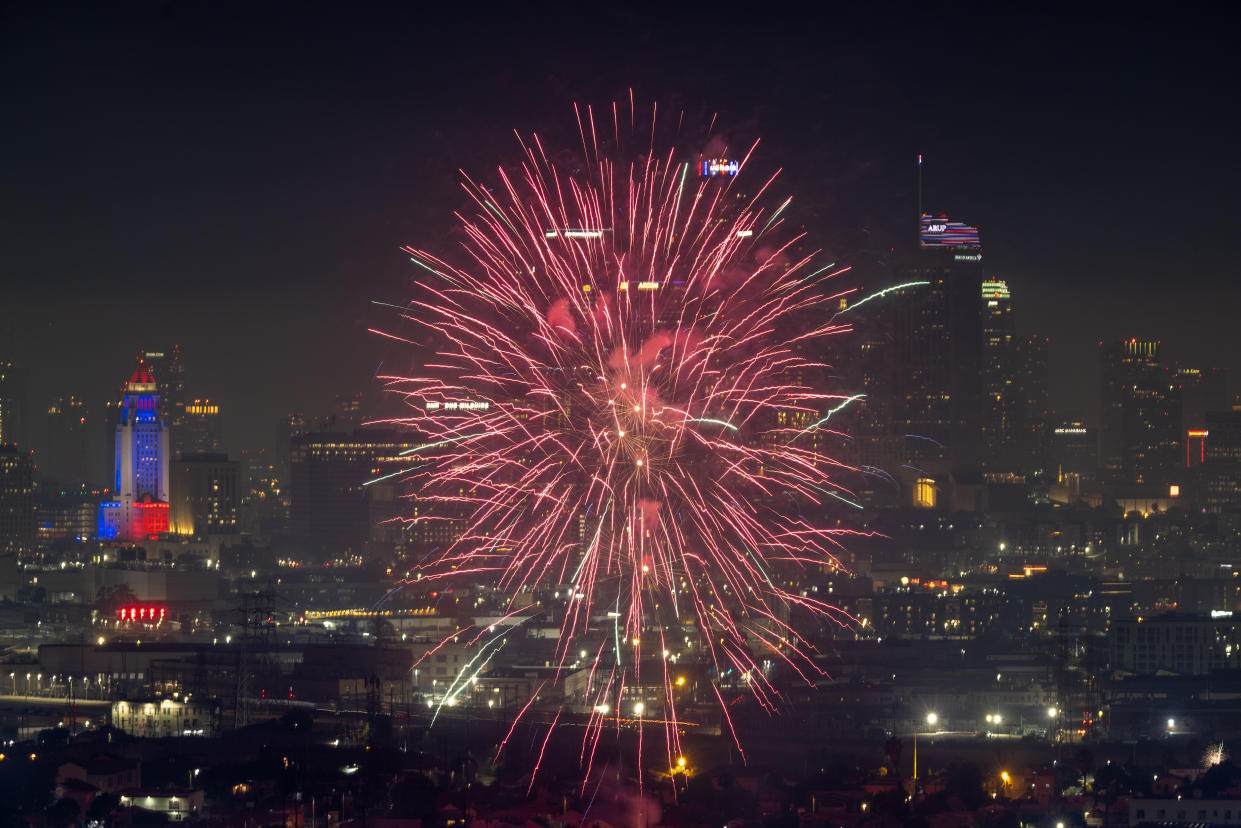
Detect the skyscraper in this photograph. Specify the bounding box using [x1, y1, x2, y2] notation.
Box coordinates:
[45, 396, 91, 489]
[170, 452, 239, 536]
[839, 287, 904, 507]
[1099, 339, 1181, 487]
[239, 448, 285, 535]
[1048, 420, 1098, 503]
[980, 280, 1021, 473]
[0, 445, 33, 600]
[182, 399, 224, 455]
[0, 358, 29, 449]
[289, 429, 419, 555]
[1177, 366, 1229, 433]
[1016, 334, 1051, 478]
[0, 444, 34, 556]
[891, 214, 985, 477]
[98, 359, 170, 540]
[91, 399, 120, 489]
[1203, 409, 1241, 513]
[143, 347, 188, 457]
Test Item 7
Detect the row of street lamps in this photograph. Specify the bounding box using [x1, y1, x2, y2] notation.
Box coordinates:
[913, 707, 1063, 787]
[4, 672, 104, 699]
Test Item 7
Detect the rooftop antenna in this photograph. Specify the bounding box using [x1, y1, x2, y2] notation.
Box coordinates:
[917, 153, 924, 229]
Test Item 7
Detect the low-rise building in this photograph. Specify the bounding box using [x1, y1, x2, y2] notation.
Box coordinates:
[119, 789, 204, 822]
[1130, 798, 1241, 826]
[57, 755, 141, 794]
[111, 697, 221, 738]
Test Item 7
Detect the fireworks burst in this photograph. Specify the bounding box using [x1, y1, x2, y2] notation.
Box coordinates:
[1205, 741, 1227, 768]
[380, 105, 861, 781]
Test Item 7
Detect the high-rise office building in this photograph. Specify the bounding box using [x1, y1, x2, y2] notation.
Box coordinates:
[1015, 334, 1051, 477]
[91, 399, 120, 490]
[891, 214, 985, 476]
[276, 412, 310, 493]
[980, 280, 1021, 473]
[1100, 340, 1181, 487]
[45, 396, 91, 489]
[98, 359, 170, 540]
[1203, 409, 1241, 513]
[0, 444, 32, 600]
[1048, 421, 1098, 503]
[239, 448, 285, 536]
[0, 359, 29, 449]
[182, 399, 224, 455]
[0, 444, 34, 556]
[839, 287, 905, 507]
[143, 347, 188, 458]
[34, 495, 97, 544]
[170, 452, 239, 536]
[1177, 366, 1229, 433]
[289, 429, 420, 555]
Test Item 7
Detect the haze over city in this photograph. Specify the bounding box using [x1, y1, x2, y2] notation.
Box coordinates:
[1, 5, 1240, 828]
[3, 5, 1237, 451]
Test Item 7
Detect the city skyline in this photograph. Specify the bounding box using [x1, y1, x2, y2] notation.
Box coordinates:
[3, 5, 1239, 453]
[4, 6, 1241, 821]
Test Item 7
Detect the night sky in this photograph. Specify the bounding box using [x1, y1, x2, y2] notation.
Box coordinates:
[3, 4, 1238, 452]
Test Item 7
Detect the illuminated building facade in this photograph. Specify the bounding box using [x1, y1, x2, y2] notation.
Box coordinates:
[913, 477, 937, 509]
[98, 360, 170, 540]
[1187, 428, 1208, 469]
[1099, 340, 1181, 487]
[698, 158, 739, 177]
[35, 496, 97, 544]
[170, 452, 238, 535]
[112, 697, 220, 738]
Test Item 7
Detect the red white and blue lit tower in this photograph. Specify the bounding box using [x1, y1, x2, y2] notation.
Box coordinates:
[98, 359, 170, 540]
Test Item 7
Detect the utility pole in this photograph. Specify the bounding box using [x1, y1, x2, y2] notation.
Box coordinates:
[234, 589, 276, 728]
[1056, 610, 1070, 757]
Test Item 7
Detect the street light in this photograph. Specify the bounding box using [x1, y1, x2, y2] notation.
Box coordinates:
[914, 712, 938, 789]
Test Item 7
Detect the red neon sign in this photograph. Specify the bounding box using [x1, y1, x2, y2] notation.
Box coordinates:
[117, 605, 167, 622]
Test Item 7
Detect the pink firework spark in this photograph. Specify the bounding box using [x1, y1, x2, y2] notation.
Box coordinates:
[380, 106, 862, 779]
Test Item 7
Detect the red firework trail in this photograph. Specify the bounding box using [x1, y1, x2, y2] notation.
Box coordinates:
[377, 104, 866, 778]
